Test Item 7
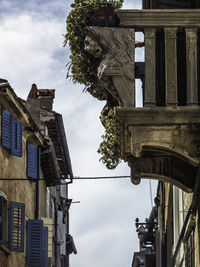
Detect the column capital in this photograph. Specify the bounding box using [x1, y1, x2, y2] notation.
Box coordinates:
[164, 27, 178, 38]
[144, 28, 157, 38]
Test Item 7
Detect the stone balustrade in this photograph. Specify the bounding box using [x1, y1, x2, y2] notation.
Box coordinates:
[84, 10, 200, 191]
[117, 9, 200, 108]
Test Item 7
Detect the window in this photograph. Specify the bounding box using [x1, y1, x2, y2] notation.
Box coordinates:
[1, 109, 22, 157]
[26, 219, 48, 267]
[9, 201, 25, 252]
[0, 195, 25, 253]
[27, 143, 41, 179]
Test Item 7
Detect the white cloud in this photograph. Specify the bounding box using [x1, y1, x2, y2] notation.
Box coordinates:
[123, 0, 142, 9]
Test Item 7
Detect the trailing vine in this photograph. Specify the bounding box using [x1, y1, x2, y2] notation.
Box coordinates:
[66, 0, 123, 169]
[97, 107, 121, 169]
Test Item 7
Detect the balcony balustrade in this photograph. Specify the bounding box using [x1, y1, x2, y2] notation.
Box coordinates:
[85, 9, 200, 191]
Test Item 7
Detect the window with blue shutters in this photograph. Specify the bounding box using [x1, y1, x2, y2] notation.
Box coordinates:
[1, 109, 22, 157]
[9, 201, 25, 252]
[27, 143, 41, 179]
[26, 220, 48, 267]
[1, 109, 12, 149]
[11, 119, 22, 157]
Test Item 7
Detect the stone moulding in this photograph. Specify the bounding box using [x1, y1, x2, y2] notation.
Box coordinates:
[117, 9, 200, 28]
[84, 26, 135, 107]
[116, 106, 200, 192]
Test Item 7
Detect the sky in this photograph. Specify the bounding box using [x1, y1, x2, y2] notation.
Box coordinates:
[0, 0, 157, 266]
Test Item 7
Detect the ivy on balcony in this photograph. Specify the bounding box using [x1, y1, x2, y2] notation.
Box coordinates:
[66, 0, 123, 169]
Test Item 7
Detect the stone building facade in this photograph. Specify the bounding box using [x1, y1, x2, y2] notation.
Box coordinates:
[0, 79, 76, 267]
[83, 2, 200, 266]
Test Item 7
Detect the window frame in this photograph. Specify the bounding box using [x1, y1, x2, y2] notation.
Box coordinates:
[9, 201, 25, 252]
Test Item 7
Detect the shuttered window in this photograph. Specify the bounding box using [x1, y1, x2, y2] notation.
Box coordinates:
[9, 201, 25, 252]
[27, 144, 40, 179]
[11, 119, 22, 157]
[1, 109, 12, 149]
[1, 109, 22, 157]
[26, 219, 48, 267]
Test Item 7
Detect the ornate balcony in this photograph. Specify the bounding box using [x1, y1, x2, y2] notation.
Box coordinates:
[84, 9, 200, 192]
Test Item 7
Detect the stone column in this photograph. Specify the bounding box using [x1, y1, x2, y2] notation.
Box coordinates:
[144, 28, 157, 107]
[164, 27, 178, 106]
[186, 28, 198, 106]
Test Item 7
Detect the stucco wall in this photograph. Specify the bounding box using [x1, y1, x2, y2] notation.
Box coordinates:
[0, 102, 47, 267]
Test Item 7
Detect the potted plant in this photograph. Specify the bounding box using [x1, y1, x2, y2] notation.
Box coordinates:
[92, 0, 122, 26]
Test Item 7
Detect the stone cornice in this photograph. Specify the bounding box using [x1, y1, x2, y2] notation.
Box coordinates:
[115, 106, 200, 125]
[117, 9, 200, 28]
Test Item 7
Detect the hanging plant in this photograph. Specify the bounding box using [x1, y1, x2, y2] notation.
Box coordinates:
[66, 0, 123, 169]
[97, 107, 121, 169]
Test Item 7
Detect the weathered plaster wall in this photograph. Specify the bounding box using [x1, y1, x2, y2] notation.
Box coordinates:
[0, 103, 47, 267]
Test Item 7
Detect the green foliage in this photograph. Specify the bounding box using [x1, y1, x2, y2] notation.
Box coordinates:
[97, 107, 121, 169]
[66, 0, 123, 89]
[66, 0, 123, 169]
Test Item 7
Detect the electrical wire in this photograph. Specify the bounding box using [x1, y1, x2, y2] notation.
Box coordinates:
[73, 175, 130, 180]
[0, 175, 130, 181]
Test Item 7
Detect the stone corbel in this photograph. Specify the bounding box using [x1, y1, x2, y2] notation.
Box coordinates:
[127, 155, 197, 192]
[84, 26, 135, 107]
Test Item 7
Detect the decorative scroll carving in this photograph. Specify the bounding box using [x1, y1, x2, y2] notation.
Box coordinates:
[84, 26, 135, 107]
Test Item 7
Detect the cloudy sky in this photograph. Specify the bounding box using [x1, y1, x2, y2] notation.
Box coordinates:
[0, 0, 157, 266]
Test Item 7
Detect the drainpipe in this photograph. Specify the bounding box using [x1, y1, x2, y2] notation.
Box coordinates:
[170, 165, 200, 267]
[54, 197, 58, 267]
[65, 179, 73, 267]
[35, 180, 39, 219]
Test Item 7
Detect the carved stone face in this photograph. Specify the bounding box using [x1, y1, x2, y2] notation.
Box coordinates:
[84, 35, 102, 58]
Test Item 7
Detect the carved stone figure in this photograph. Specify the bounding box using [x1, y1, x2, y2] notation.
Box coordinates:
[84, 35, 103, 58]
[84, 26, 135, 107]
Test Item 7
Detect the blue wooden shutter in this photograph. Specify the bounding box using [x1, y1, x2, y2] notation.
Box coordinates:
[26, 219, 43, 266]
[11, 119, 22, 157]
[43, 226, 48, 267]
[9, 201, 25, 252]
[27, 143, 38, 179]
[0, 196, 3, 244]
[1, 109, 12, 149]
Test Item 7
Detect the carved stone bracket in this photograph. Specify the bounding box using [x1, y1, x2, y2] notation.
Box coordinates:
[84, 26, 135, 107]
[116, 106, 200, 192]
[127, 155, 197, 192]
